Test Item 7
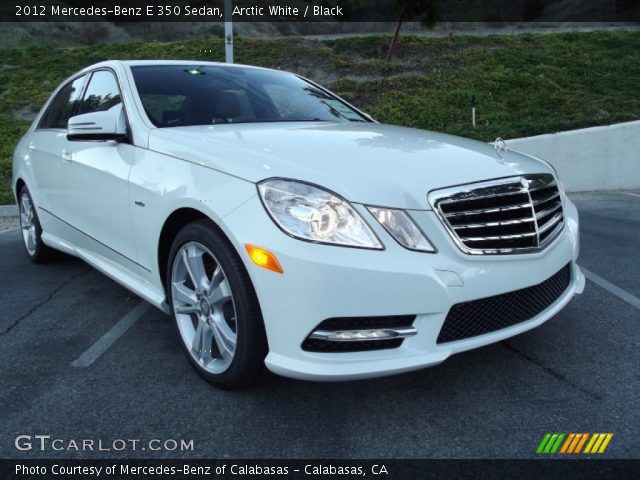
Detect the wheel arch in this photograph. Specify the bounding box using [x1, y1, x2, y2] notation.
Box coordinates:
[157, 207, 239, 293]
[159, 206, 269, 388]
[15, 177, 26, 199]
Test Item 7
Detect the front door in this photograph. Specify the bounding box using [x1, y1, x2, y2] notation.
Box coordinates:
[28, 74, 87, 226]
[60, 69, 139, 269]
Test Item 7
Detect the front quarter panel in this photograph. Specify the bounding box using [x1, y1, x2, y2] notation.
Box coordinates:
[12, 134, 31, 200]
[128, 147, 257, 294]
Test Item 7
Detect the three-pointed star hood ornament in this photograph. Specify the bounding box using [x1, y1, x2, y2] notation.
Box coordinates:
[494, 137, 508, 159]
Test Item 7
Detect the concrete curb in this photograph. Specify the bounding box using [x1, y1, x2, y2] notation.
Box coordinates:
[0, 205, 18, 218]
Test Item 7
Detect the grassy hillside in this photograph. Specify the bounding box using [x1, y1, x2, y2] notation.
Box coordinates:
[1, 31, 640, 204]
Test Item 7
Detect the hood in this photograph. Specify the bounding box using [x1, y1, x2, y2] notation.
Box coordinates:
[148, 122, 552, 210]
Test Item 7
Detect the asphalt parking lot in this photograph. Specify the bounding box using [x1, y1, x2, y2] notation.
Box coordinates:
[1, 191, 638, 459]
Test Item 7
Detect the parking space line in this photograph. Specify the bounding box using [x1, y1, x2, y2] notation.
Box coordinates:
[71, 301, 151, 367]
[0, 228, 18, 235]
[581, 267, 640, 310]
[617, 192, 640, 198]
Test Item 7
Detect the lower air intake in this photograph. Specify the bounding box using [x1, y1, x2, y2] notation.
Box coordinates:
[437, 263, 571, 344]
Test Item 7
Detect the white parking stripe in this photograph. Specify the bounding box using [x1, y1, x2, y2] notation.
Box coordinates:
[581, 267, 640, 310]
[617, 192, 640, 198]
[0, 228, 19, 235]
[71, 302, 151, 367]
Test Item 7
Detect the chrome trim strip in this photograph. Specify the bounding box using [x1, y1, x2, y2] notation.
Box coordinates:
[528, 183, 559, 193]
[537, 212, 563, 234]
[309, 326, 417, 342]
[460, 231, 537, 242]
[536, 202, 562, 220]
[452, 217, 535, 229]
[526, 182, 540, 247]
[445, 203, 531, 217]
[438, 186, 527, 204]
[532, 191, 561, 205]
[539, 221, 565, 246]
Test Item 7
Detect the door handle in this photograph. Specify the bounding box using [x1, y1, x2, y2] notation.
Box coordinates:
[61, 149, 72, 162]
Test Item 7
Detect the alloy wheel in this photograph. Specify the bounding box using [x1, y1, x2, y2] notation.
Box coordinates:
[19, 192, 37, 256]
[171, 241, 238, 374]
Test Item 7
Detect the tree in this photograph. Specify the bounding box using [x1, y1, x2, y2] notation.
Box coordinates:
[386, 0, 440, 62]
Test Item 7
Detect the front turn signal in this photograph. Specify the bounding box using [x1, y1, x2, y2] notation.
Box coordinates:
[245, 244, 283, 274]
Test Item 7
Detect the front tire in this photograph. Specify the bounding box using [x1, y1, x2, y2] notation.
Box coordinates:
[166, 219, 268, 389]
[18, 186, 55, 263]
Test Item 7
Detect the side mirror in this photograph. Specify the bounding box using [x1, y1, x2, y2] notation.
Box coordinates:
[67, 104, 127, 142]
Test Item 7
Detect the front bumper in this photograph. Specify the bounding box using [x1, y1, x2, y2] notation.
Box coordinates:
[222, 195, 583, 381]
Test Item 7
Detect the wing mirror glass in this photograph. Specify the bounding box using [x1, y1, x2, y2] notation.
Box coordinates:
[67, 104, 127, 142]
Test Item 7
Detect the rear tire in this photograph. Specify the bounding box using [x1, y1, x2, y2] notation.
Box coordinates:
[166, 219, 268, 390]
[18, 186, 56, 263]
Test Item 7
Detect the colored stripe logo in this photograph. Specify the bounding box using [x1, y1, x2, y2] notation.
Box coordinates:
[537, 433, 613, 454]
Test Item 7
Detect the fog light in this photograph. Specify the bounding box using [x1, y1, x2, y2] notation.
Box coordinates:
[309, 326, 417, 342]
[328, 329, 397, 340]
[245, 244, 283, 273]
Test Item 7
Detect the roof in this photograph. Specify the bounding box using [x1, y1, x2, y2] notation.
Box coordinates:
[78, 59, 274, 72]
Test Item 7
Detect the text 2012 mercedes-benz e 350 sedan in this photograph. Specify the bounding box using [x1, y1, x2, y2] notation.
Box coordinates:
[13, 60, 584, 389]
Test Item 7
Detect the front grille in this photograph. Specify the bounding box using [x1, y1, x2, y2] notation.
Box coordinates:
[429, 174, 564, 254]
[302, 315, 415, 352]
[437, 263, 571, 344]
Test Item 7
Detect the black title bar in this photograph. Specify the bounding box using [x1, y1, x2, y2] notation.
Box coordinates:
[2, 459, 640, 480]
[2, 0, 640, 22]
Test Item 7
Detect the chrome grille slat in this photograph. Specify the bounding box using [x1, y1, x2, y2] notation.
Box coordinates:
[528, 183, 557, 193]
[460, 231, 537, 242]
[533, 191, 560, 205]
[539, 222, 564, 245]
[429, 174, 565, 255]
[444, 203, 532, 218]
[439, 187, 527, 204]
[535, 202, 562, 220]
[537, 212, 563, 234]
[452, 217, 535, 229]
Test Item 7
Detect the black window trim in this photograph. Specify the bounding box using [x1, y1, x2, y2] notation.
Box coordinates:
[295, 74, 373, 123]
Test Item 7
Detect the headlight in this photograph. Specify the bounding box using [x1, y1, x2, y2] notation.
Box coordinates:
[367, 207, 436, 252]
[258, 179, 382, 249]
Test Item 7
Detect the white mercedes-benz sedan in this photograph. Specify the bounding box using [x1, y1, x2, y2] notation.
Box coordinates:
[12, 60, 584, 389]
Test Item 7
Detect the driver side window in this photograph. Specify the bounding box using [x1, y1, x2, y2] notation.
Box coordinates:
[37, 75, 86, 130]
[77, 70, 122, 115]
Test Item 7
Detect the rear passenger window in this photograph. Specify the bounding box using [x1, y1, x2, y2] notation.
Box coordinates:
[77, 71, 122, 115]
[38, 75, 86, 129]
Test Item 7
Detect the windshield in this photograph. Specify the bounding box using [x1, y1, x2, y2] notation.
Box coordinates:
[130, 65, 368, 127]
